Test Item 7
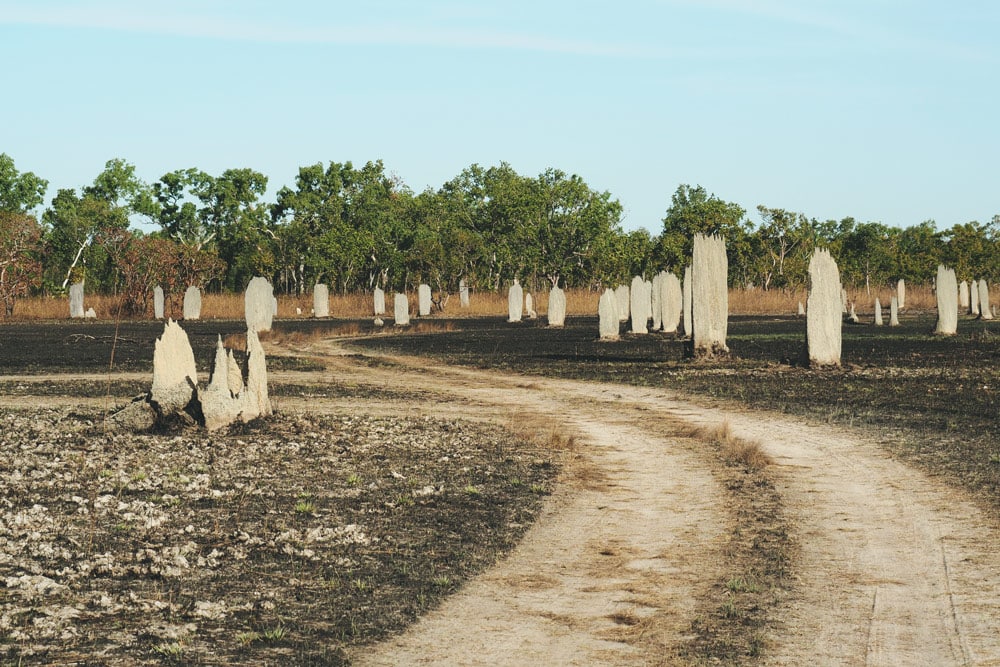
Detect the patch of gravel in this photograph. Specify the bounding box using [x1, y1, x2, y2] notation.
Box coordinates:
[0, 408, 556, 665]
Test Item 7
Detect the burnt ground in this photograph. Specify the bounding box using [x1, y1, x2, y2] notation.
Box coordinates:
[0, 312, 998, 665]
[0, 318, 561, 665]
[2, 312, 998, 514]
[345, 312, 1000, 516]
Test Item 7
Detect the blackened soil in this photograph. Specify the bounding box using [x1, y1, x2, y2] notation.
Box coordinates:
[0, 319, 364, 374]
[348, 312, 1000, 517]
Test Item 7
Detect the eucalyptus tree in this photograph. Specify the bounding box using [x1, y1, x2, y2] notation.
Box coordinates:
[894, 220, 941, 283]
[42, 158, 156, 291]
[656, 184, 748, 280]
[153, 168, 215, 249]
[194, 168, 271, 290]
[941, 219, 999, 283]
[532, 168, 623, 288]
[753, 206, 816, 289]
[272, 160, 410, 293]
[405, 188, 483, 306]
[342, 160, 412, 292]
[594, 227, 656, 288]
[0, 153, 48, 215]
[439, 163, 533, 290]
[272, 161, 352, 292]
[837, 221, 897, 293]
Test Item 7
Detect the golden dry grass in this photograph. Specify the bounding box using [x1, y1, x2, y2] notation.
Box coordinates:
[5, 283, 940, 321]
[696, 422, 772, 470]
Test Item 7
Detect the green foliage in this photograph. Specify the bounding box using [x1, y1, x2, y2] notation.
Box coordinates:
[152, 168, 214, 248]
[838, 221, 897, 291]
[5, 153, 996, 299]
[437, 163, 623, 292]
[656, 184, 748, 279]
[0, 153, 48, 214]
[752, 206, 815, 289]
[942, 219, 999, 283]
[272, 160, 409, 294]
[894, 220, 941, 283]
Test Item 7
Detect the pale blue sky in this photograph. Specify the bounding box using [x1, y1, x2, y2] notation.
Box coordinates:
[2, 1, 997, 233]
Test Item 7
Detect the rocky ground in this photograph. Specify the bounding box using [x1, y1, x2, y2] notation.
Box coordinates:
[0, 387, 555, 664]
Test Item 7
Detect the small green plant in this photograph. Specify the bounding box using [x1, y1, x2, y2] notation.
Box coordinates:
[153, 642, 184, 659]
[509, 477, 523, 487]
[294, 500, 316, 514]
[261, 626, 286, 642]
[346, 472, 361, 487]
[529, 483, 546, 494]
[721, 593, 741, 619]
[464, 484, 480, 496]
[432, 575, 451, 587]
[726, 577, 761, 593]
[131, 471, 147, 483]
[235, 631, 260, 646]
[353, 578, 368, 592]
[395, 493, 414, 507]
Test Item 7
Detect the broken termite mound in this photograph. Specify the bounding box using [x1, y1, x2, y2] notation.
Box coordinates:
[107, 319, 272, 432]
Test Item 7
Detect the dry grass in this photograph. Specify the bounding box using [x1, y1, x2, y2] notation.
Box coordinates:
[729, 288, 806, 315]
[5, 283, 941, 321]
[729, 283, 937, 315]
[696, 422, 773, 470]
[672, 419, 789, 664]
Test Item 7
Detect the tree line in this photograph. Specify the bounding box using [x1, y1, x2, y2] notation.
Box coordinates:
[0, 153, 997, 317]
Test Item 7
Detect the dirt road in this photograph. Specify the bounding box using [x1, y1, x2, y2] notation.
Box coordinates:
[288, 341, 1000, 667]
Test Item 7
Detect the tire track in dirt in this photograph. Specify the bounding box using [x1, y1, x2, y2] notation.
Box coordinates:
[298, 344, 1000, 666]
[307, 349, 732, 666]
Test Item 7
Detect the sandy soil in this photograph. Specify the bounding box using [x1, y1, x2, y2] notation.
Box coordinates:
[6, 338, 1000, 666]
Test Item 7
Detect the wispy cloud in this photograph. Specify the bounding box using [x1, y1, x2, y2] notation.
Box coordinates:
[0, 3, 683, 59]
[661, 0, 997, 63]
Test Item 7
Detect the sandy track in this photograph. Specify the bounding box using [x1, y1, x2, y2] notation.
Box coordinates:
[308, 346, 1000, 666]
[7, 341, 1000, 665]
